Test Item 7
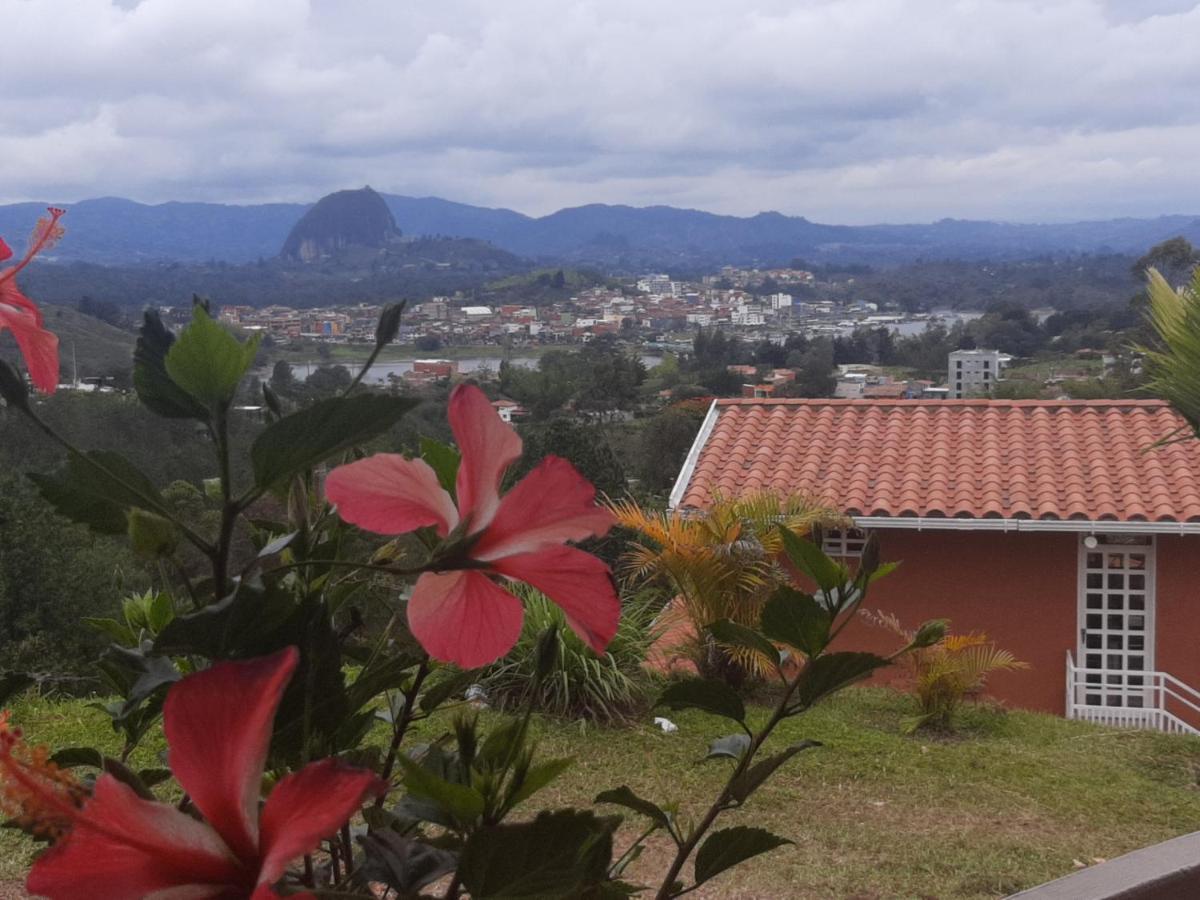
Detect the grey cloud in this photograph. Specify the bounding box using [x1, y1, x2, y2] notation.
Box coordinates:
[1, 0, 1199, 221]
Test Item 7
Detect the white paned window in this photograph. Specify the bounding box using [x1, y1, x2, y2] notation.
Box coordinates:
[822, 528, 868, 558]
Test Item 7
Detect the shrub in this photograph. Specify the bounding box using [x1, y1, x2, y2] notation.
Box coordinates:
[868, 610, 1028, 732]
[481, 585, 661, 723]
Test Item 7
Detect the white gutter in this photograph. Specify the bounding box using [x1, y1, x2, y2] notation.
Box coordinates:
[851, 516, 1200, 536]
[667, 399, 720, 510]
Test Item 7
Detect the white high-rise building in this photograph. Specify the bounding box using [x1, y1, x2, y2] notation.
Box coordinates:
[949, 349, 1006, 398]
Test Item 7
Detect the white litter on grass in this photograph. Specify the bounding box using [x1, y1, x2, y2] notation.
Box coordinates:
[653, 716, 678, 733]
[465, 684, 490, 707]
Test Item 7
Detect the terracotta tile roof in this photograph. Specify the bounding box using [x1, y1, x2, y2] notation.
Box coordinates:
[674, 399, 1200, 522]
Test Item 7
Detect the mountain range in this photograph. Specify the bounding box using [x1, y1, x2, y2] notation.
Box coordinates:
[2, 193, 1198, 270]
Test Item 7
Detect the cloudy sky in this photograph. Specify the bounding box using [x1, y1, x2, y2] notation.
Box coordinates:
[3, 0, 1199, 223]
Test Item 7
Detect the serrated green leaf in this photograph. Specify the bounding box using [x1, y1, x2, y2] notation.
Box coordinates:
[420, 437, 461, 496]
[706, 733, 751, 761]
[508, 757, 573, 807]
[656, 678, 745, 725]
[760, 587, 831, 657]
[397, 753, 485, 827]
[29, 451, 168, 535]
[729, 740, 821, 803]
[251, 394, 418, 490]
[165, 305, 260, 409]
[594, 785, 672, 830]
[458, 810, 617, 898]
[792, 652, 890, 710]
[694, 826, 792, 886]
[779, 527, 844, 593]
[133, 310, 210, 420]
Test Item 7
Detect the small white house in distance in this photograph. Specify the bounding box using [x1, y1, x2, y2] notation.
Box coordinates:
[491, 399, 528, 423]
[949, 348, 1008, 398]
[461, 306, 493, 318]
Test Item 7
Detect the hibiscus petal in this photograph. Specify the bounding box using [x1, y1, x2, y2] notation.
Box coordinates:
[449, 384, 522, 532]
[491, 546, 620, 655]
[256, 759, 386, 887]
[163, 647, 298, 863]
[407, 570, 525, 668]
[0, 281, 58, 394]
[0, 238, 12, 261]
[326, 454, 459, 537]
[471, 456, 615, 561]
[27, 776, 243, 900]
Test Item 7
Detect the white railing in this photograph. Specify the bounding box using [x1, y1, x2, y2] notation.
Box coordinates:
[1065, 652, 1200, 736]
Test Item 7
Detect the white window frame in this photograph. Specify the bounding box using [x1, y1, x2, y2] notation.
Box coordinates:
[822, 527, 869, 558]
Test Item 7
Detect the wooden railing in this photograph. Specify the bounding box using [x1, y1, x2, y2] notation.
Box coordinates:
[1066, 652, 1200, 736]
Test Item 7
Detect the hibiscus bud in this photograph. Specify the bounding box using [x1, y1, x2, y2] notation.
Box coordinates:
[127, 509, 180, 558]
[910, 619, 948, 650]
[0, 360, 30, 411]
[261, 382, 283, 418]
[534, 623, 560, 682]
[375, 301, 406, 349]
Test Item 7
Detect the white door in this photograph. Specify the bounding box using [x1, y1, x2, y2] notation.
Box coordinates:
[1077, 535, 1155, 711]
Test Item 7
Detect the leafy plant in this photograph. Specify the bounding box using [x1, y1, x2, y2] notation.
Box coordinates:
[866, 610, 1028, 732]
[1143, 266, 1200, 438]
[596, 528, 947, 898]
[610, 491, 840, 683]
[481, 585, 661, 723]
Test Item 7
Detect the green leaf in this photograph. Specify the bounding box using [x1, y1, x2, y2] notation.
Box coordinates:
[656, 679, 745, 725]
[146, 593, 175, 633]
[0, 359, 30, 411]
[127, 509, 180, 558]
[708, 620, 780, 671]
[420, 436, 461, 495]
[345, 651, 423, 714]
[793, 652, 890, 710]
[458, 809, 617, 898]
[508, 757, 573, 808]
[693, 826, 792, 886]
[133, 309, 210, 420]
[779, 527, 844, 593]
[29, 451, 168, 535]
[706, 733, 751, 761]
[908, 619, 949, 650]
[397, 753, 485, 828]
[84, 617, 136, 645]
[729, 740, 821, 803]
[594, 785, 673, 831]
[419, 667, 479, 713]
[251, 394, 418, 490]
[152, 581, 297, 659]
[374, 301, 407, 348]
[164, 304, 260, 410]
[354, 831, 457, 895]
[760, 587, 832, 657]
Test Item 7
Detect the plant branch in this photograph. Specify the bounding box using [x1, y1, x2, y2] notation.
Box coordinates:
[375, 657, 432, 807]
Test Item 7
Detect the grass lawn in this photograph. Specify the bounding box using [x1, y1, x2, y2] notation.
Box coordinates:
[4, 687, 1200, 898]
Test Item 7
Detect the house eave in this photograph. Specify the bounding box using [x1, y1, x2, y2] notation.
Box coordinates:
[667, 399, 720, 510]
[851, 516, 1200, 535]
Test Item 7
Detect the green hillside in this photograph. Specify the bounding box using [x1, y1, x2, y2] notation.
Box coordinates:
[0, 304, 136, 385]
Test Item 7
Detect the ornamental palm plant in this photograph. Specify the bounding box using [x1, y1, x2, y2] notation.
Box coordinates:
[1143, 266, 1200, 439]
[609, 491, 839, 683]
[868, 611, 1028, 732]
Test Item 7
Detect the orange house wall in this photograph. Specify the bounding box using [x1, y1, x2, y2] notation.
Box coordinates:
[1151, 535, 1200, 690]
[831, 531, 1108, 713]
[835, 531, 1200, 714]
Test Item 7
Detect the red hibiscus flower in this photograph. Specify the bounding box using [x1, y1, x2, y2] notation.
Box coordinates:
[325, 383, 620, 668]
[0, 207, 65, 394]
[11, 647, 384, 900]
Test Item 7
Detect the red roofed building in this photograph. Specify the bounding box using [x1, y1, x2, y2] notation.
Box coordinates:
[670, 399, 1200, 733]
